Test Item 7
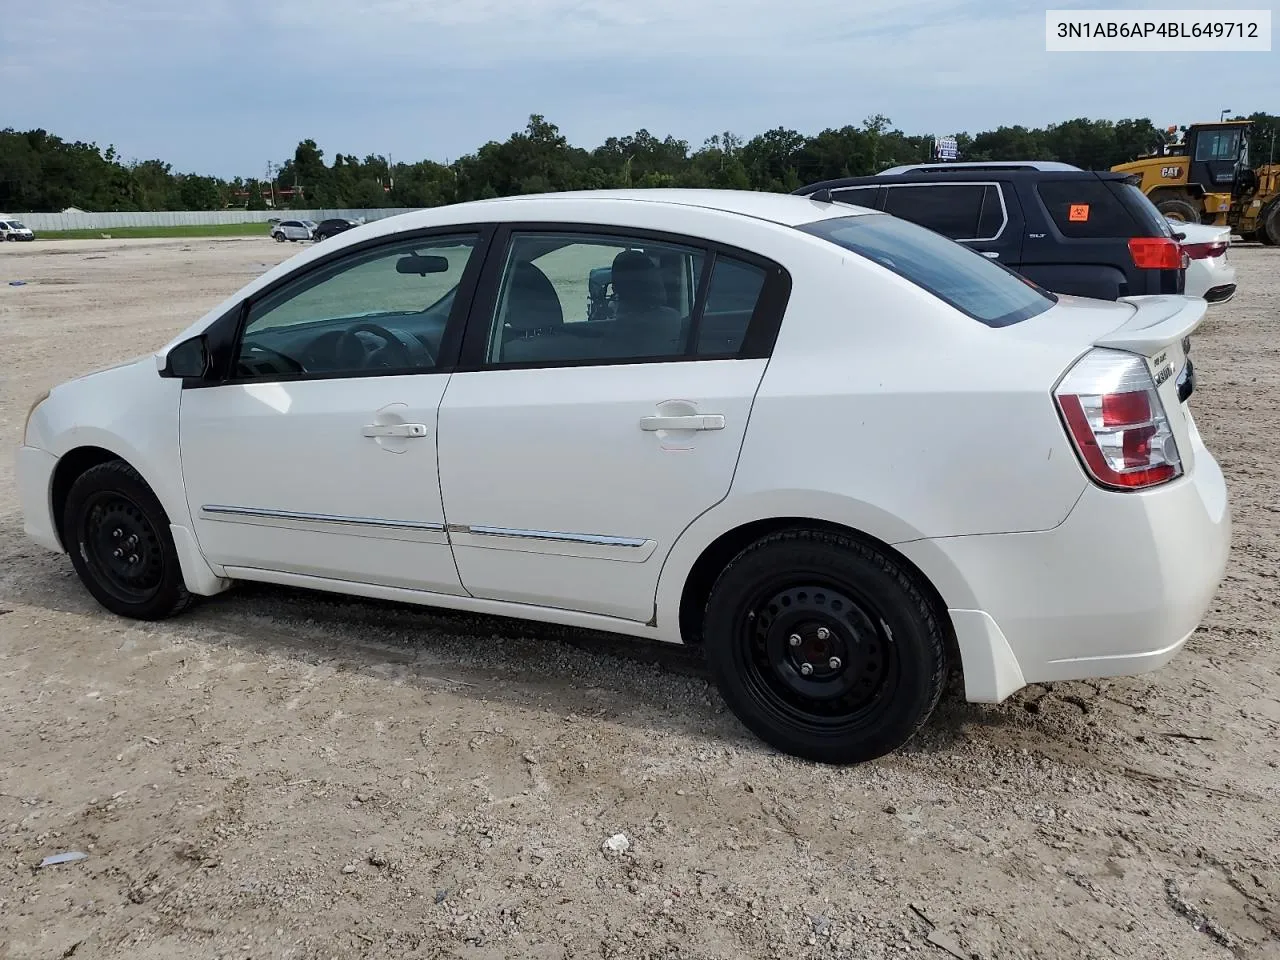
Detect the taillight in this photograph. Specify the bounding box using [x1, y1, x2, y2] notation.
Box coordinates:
[1182, 241, 1227, 260]
[1054, 349, 1182, 491]
[1128, 236, 1186, 270]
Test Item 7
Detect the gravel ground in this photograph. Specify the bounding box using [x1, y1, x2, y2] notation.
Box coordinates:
[1, 236, 1277, 960]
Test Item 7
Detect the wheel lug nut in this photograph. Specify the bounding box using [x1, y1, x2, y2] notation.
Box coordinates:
[799, 663, 814, 676]
[112, 528, 122, 538]
[128, 554, 139, 564]
[829, 656, 842, 670]
[788, 634, 802, 647]
[816, 627, 831, 641]
[112, 548, 123, 558]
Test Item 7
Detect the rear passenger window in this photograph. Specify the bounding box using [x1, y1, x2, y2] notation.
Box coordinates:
[882, 184, 997, 241]
[1036, 180, 1138, 238]
[976, 186, 1005, 239]
[831, 186, 880, 209]
[696, 256, 767, 355]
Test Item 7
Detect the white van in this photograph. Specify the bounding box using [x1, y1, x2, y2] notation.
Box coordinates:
[0, 218, 36, 241]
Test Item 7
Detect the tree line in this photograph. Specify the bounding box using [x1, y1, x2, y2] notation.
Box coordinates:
[2, 112, 1277, 214]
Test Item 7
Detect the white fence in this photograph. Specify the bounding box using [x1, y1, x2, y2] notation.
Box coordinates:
[5, 208, 423, 232]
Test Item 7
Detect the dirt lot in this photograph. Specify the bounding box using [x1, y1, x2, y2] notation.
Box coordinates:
[1, 236, 1277, 960]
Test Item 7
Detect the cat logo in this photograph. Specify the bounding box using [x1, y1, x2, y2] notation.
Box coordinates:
[1161, 166, 1183, 179]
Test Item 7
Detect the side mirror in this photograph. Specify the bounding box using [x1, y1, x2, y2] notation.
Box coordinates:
[396, 254, 449, 276]
[159, 335, 210, 380]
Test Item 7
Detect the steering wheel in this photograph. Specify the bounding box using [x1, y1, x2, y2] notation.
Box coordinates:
[335, 322, 434, 370]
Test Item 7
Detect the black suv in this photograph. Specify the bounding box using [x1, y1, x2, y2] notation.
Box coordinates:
[793, 162, 1186, 301]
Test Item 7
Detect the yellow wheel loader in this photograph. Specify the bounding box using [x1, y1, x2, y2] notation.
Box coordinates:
[1112, 120, 1253, 226]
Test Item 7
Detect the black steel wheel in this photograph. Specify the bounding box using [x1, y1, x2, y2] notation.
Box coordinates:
[61, 460, 191, 620]
[703, 529, 947, 764]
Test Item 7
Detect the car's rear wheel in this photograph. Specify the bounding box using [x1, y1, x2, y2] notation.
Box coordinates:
[61, 461, 191, 621]
[702, 529, 948, 764]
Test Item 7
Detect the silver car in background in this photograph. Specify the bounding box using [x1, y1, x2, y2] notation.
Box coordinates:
[270, 219, 313, 242]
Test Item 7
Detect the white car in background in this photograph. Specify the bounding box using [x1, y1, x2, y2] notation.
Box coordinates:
[1167, 217, 1236, 304]
[16, 190, 1230, 764]
[270, 219, 313, 242]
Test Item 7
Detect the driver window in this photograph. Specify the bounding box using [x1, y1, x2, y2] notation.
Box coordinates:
[235, 234, 478, 381]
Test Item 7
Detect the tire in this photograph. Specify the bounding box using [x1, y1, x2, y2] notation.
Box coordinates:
[60, 460, 192, 621]
[1260, 201, 1280, 246]
[1157, 198, 1201, 224]
[273, 233, 285, 242]
[701, 528, 948, 765]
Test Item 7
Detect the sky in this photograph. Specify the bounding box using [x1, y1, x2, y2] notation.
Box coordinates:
[1, 0, 1275, 178]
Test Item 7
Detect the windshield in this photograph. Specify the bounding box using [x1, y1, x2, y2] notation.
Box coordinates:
[798, 214, 1055, 328]
[9, 221, 26, 229]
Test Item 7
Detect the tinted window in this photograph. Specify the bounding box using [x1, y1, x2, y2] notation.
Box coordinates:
[696, 256, 767, 355]
[235, 235, 478, 379]
[487, 233, 704, 365]
[1036, 180, 1142, 238]
[798, 214, 1054, 328]
[882, 184, 995, 240]
[976, 186, 1005, 238]
[831, 186, 879, 209]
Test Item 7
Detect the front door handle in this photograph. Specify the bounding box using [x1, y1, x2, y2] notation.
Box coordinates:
[639, 414, 725, 432]
[362, 422, 428, 438]
[981, 251, 1000, 258]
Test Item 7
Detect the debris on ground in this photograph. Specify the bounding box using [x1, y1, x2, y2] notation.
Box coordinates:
[39, 851, 88, 867]
[602, 833, 631, 855]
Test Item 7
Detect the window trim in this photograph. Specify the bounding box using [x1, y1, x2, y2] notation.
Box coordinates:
[879, 181, 1009, 243]
[184, 223, 497, 389]
[455, 222, 792, 373]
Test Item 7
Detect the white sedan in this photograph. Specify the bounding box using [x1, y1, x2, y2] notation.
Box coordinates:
[16, 190, 1230, 764]
[1167, 217, 1237, 304]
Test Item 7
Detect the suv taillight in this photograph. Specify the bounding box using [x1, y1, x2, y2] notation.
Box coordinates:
[1054, 349, 1182, 491]
[1128, 236, 1187, 270]
[1182, 240, 1227, 260]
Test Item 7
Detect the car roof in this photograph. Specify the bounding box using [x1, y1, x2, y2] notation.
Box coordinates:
[444, 189, 874, 228]
[795, 168, 1131, 195]
[878, 160, 1083, 174]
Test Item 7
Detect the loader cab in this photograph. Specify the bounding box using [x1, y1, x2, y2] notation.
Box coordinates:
[1183, 122, 1251, 195]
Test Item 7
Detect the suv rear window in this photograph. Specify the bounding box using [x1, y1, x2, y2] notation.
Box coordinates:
[1035, 179, 1172, 240]
[799, 214, 1055, 328]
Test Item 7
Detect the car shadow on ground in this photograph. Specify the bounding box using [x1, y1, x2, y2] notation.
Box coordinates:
[0, 515, 1024, 761]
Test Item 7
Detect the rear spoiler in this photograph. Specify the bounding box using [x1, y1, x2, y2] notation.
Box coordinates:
[1095, 295, 1207, 355]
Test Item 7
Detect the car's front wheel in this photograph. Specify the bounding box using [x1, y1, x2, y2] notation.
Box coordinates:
[702, 529, 948, 764]
[61, 460, 191, 621]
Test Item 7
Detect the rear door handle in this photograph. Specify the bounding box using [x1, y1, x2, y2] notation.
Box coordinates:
[639, 415, 725, 432]
[362, 422, 428, 438]
[981, 251, 1000, 259]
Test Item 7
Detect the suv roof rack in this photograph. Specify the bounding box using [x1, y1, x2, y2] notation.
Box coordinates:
[877, 160, 1083, 175]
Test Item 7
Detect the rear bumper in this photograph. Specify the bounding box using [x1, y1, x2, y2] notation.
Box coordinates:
[16, 445, 62, 552]
[899, 427, 1230, 702]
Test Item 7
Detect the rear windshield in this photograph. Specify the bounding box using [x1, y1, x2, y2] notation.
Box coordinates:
[798, 214, 1055, 328]
[1114, 181, 1176, 238]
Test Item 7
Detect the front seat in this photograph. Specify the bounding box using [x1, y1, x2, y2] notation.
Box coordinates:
[610, 251, 684, 356]
[499, 262, 566, 363]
